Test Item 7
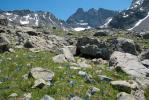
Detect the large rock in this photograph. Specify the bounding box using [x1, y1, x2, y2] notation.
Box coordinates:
[29, 67, 54, 81]
[76, 37, 140, 60]
[62, 46, 75, 62]
[117, 92, 135, 100]
[24, 35, 68, 53]
[142, 32, 149, 39]
[109, 38, 140, 55]
[131, 89, 145, 100]
[139, 50, 149, 60]
[16, 31, 30, 45]
[0, 35, 10, 52]
[111, 80, 139, 93]
[16, 26, 38, 36]
[52, 54, 67, 63]
[117, 90, 145, 100]
[67, 45, 77, 56]
[41, 95, 55, 100]
[135, 77, 149, 89]
[141, 59, 149, 68]
[109, 51, 149, 77]
[32, 79, 50, 89]
[0, 15, 8, 26]
[76, 37, 110, 60]
[24, 36, 48, 49]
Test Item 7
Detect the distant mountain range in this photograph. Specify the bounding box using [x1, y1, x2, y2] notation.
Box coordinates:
[1, 0, 149, 32]
[67, 8, 118, 28]
[0, 10, 67, 29]
[0, 8, 118, 30]
[109, 0, 149, 32]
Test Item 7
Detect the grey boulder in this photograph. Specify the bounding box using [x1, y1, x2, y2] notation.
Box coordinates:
[117, 92, 135, 100]
[110, 38, 140, 55]
[109, 51, 149, 77]
[41, 95, 55, 100]
[62, 46, 75, 62]
[111, 80, 139, 93]
[139, 50, 149, 60]
[141, 59, 149, 68]
[76, 37, 110, 60]
[29, 67, 54, 81]
[52, 54, 67, 63]
[0, 35, 10, 52]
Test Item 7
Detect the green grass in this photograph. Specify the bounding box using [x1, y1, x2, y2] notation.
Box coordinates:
[0, 49, 136, 100]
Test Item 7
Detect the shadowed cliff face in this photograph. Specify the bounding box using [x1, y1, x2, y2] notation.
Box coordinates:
[67, 8, 118, 28]
[109, 0, 149, 32]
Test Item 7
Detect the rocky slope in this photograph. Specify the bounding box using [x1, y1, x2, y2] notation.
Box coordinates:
[0, 19, 149, 99]
[109, 0, 149, 32]
[67, 8, 118, 29]
[0, 10, 66, 29]
[0, 6, 149, 100]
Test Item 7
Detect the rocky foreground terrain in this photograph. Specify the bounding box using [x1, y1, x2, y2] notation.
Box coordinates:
[0, 14, 149, 100]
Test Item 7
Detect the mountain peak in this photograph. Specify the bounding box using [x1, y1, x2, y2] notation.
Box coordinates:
[67, 8, 118, 28]
[110, 0, 149, 32]
[130, 0, 144, 9]
[76, 8, 84, 13]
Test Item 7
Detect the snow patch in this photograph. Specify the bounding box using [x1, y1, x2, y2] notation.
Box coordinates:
[5, 13, 12, 16]
[128, 12, 149, 30]
[20, 20, 29, 25]
[34, 14, 39, 26]
[49, 16, 55, 24]
[77, 23, 88, 26]
[100, 18, 113, 28]
[123, 12, 129, 18]
[23, 15, 30, 19]
[123, 14, 129, 18]
[8, 18, 13, 21]
[73, 26, 91, 32]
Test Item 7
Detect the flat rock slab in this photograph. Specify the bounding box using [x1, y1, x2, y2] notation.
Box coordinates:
[109, 51, 149, 78]
[111, 80, 139, 93]
[29, 67, 54, 81]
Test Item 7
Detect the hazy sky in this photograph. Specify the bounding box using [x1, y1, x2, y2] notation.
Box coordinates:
[0, 0, 132, 20]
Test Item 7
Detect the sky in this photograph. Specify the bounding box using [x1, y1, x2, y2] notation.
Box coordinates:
[0, 0, 132, 20]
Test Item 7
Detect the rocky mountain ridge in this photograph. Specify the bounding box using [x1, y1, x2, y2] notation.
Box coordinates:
[67, 8, 118, 29]
[0, 10, 67, 29]
[109, 0, 149, 32]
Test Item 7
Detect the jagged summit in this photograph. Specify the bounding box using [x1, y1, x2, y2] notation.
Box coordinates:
[67, 8, 118, 30]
